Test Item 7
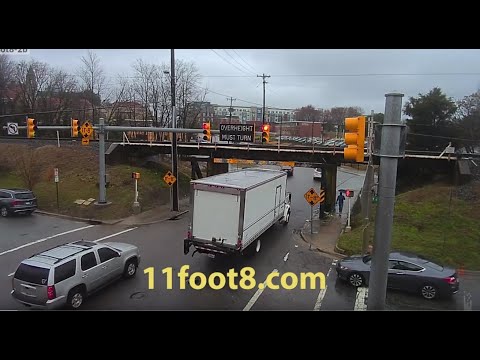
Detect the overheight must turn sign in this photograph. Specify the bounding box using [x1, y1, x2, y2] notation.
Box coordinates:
[219, 124, 255, 143]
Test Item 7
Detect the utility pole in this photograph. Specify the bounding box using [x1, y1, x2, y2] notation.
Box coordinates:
[367, 93, 405, 310]
[227, 97, 236, 144]
[170, 49, 179, 212]
[257, 73, 270, 126]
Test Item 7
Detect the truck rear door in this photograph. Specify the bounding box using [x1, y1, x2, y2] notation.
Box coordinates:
[192, 190, 240, 247]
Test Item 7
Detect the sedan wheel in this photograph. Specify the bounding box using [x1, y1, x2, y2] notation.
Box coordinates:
[348, 273, 364, 287]
[1, 207, 8, 217]
[421, 285, 437, 300]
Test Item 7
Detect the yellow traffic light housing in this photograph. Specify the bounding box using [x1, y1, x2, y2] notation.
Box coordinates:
[27, 118, 37, 138]
[344, 116, 366, 162]
[202, 122, 211, 141]
[71, 119, 80, 137]
[261, 124, 270, 143]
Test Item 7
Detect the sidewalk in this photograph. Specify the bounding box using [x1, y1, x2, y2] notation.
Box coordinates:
[37, 197, 190, 226]
[300, 210, 349, 259]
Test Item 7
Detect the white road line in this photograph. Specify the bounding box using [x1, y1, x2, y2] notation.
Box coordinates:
[283, 252, 289, 262]
[243, 269, 278, 311]
[354, 287, 368, 311]
[313, 288, 327, 311]
[93, 227, 138, 242]
[464, 290, 472, 311]
[0, 225, 95, 258]
[313, 266, 333, 311]
[7, 227, 138, 277]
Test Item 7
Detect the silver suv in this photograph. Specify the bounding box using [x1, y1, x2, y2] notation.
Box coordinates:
[11, 240, 141, 309]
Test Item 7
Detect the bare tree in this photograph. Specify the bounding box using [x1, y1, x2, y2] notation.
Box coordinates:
[39, 69, 77, 124]
[0, 54, 15, 115]
[176, 60, 202, 134]
[16, 148, 43, 190]
[295, 105, 321, 122]
[77, 50, 106, 119]
[14, 60, 50, 113]
[104, 75, 130, 124]
[132, 59, 158, 126]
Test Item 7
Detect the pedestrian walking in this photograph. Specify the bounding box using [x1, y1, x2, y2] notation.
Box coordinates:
[336, 191, 345, 216]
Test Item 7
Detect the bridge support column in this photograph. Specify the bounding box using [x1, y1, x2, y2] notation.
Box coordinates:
[323, 164, 337, 213]
[190, 159, 203, 180]
[207, 160, 228, 177]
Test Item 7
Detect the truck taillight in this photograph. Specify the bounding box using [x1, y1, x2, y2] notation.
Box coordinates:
[187, 224, 192, 239]
[236, 237, 242, 249]
[47, 285, 56, 300]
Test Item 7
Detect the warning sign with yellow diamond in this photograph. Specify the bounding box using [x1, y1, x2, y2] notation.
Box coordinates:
[163, 171, 176, 187]
[304, 188, 321, 206]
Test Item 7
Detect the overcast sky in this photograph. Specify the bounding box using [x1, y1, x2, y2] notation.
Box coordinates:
[23, 49, 480, 114]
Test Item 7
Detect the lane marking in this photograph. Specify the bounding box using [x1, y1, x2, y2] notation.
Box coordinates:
[0, 225, 95, 258]
[283, 252, 289, 262]
[464, 290, 472, 311]
[93, 227, 138, 242]
[354, 287, 368, 311]
[313, 263, 334, 311]
[243, 269, 278, 311]
[7, 226, 138, 277]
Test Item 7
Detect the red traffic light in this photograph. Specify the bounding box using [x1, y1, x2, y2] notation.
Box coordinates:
[345, 190, 354, 198]
[202, 122, 210, 130]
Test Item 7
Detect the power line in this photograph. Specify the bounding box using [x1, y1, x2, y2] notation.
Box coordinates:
[231, 49, 258, 73]
[270, 72, 480, 77]
[222, 50, 256, 76]
[210, 49, 253, 76]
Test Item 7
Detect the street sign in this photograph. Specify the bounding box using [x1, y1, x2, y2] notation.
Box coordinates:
[304, 188, 321, 206]
[163, 170, 177, 187]
[54, 168, 59, 183]
[80, 121, 93, 137]
[319, 189, 325, 203]
[82, 137, 90, 145]
[219, 124, 255, 143]
[7, 122, 18, 135]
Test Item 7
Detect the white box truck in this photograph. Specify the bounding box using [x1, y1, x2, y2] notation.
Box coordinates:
[184, 168, 291, 257]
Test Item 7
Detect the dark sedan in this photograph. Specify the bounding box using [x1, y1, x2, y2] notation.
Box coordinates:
[0, 188, 38, 217]
[336, 251, 459, 300]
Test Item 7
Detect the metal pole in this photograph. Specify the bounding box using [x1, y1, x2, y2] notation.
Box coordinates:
[98, 117, 107, 204]
[56, 182, 59, 211]
[367, 93, 404, 311]
[56, 131, 60, 148]
[171, 49, 179, 212]
[347, 196, 351, 229]
[362, 110, 375, 254]
[134, 179, 139, 204]
[312, 118, 315, 152]
[310, 205, 313, 234]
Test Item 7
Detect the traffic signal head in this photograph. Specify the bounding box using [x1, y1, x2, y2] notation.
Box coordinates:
[262, 124, 270, 143]
[71, 119, 80, 137]
[27, 118, 37, 138]
[202, 122, 211, 141]
[345, 189, 354, 197]
[344, 116, 366, 162]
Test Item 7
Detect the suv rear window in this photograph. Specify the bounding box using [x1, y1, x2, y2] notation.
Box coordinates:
[14, 192, 33, 199]
[14, 264, 50, 285]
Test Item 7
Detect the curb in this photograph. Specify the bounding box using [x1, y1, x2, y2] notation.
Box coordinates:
[36, 210, 121, 225]
[127, 210, 189, 226]
[299, 230, 346, 258]
[35, 209, 189, 226]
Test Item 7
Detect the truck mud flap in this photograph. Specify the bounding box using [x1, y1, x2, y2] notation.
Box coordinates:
[184, 239, 192, 255]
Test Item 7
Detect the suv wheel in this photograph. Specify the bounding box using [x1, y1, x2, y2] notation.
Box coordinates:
[67, 287, 85, 309]
[123, 259, 138, 278]
[1, 206, 8, 217]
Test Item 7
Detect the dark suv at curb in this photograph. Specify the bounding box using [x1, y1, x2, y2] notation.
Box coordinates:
[0, 188, 37, 217]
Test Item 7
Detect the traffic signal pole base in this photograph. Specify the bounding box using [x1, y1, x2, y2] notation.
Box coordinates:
[132, 202, 141, 214]
[345, 226, 352, 232]
[94, 201, 112, 207]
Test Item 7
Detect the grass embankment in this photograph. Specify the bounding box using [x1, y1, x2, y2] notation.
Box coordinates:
[0, 143, 191, 220]
[338, 182, 480, 270]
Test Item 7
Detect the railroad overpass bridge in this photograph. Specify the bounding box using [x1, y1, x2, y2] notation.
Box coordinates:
[105, 141, 468, 213]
